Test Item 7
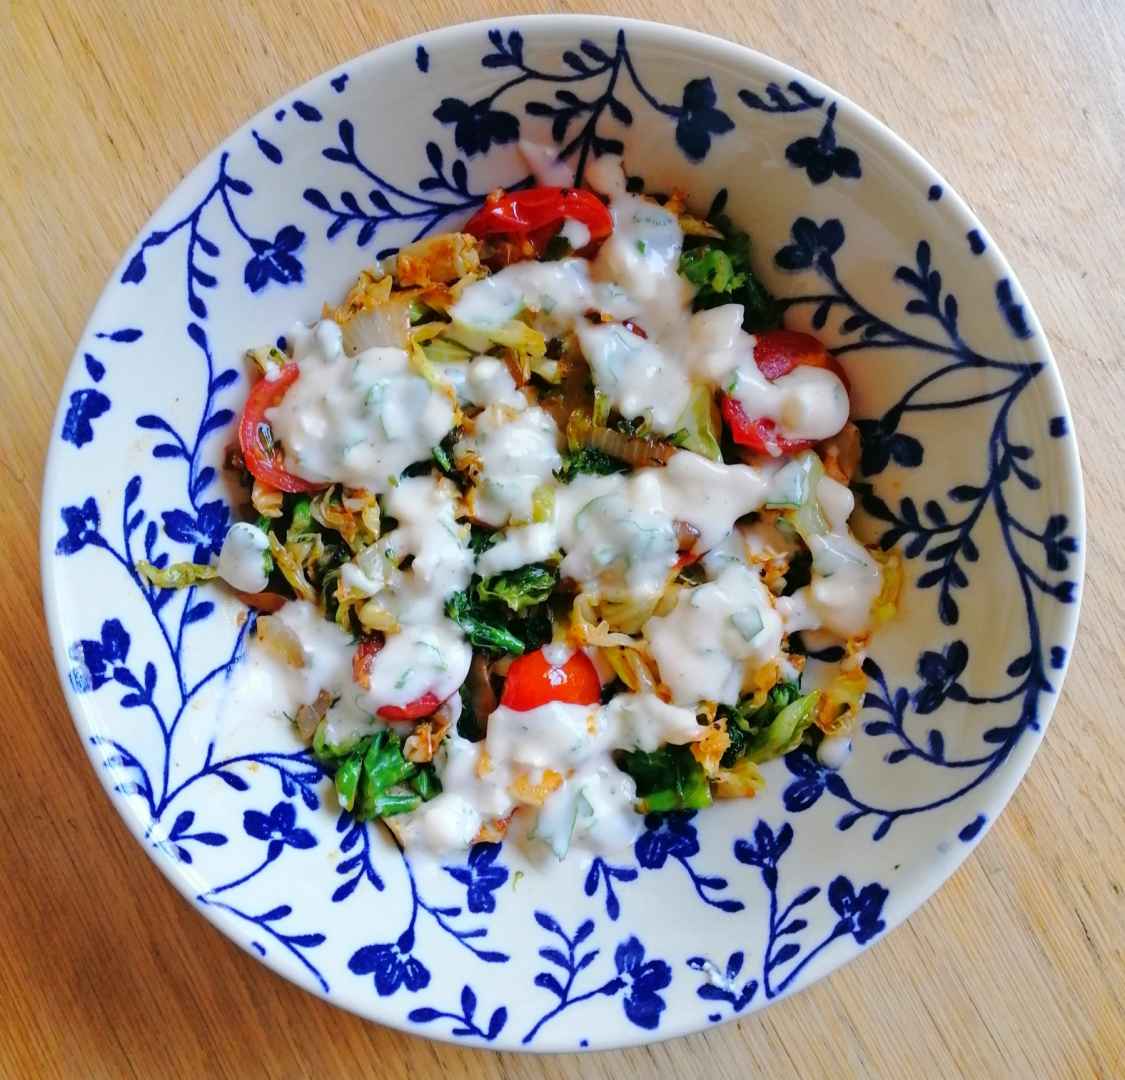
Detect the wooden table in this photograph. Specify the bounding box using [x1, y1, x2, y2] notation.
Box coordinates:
[3, 1, 1123, 1076]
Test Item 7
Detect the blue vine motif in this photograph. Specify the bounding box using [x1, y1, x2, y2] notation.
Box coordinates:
[584, 812, 743, 918]
[408, 985, 508, 1042]
[740, 82, 859, 185]
[198, 800, 327, 992]
[773, 214, 1076, 838]
[348, 835, 508, 999]
[121, 152, 305, 316]
[303, 28, 733, 258]
[521, 914, 671, 1045]
[332, 812, 386, 900]
[733, 821, 887, 998]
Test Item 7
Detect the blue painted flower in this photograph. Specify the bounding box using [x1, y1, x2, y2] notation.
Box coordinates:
[674, 78, 733, 162]
[913, 641, 969, 715]
[781, 750, 839, 813]
[614, 936, 671, 1030]
[784, 103, 861, 185]
[244, 224, 306, 293]
[62, 388, 111, 448]
[733, 820, 793, 885]
[243, 800, 316, 859]
[827, 876, 888, 944]
[56, 497, 102, 555]
[774, 216, 845, 274]
[444, 842, 508, 914]
[162, 499, 229, 562]
[433, 97, 519, 156]
[68, 618, 130, 692]
[1043, 514, 1078, 571]
[854, 416, 924, 476]
[635, 811, 699, 869]
[349, 930, 431, 996]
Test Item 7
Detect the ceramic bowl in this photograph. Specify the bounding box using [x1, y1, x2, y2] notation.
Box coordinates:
[41, 15, 1084, 1051]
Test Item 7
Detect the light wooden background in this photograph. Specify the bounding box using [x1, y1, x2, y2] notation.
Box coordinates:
[2, 1, 1123, 1077]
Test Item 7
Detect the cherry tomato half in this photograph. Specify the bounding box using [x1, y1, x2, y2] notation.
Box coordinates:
[464, 186, 613, 257]
[238, 365, 326, 493]
[499, 648, 601, 712]
[378, 691, 443, 723]
[721, 330, 849, 456]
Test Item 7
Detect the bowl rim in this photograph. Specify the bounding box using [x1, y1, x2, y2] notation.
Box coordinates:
[39, 12, 1086, 1050]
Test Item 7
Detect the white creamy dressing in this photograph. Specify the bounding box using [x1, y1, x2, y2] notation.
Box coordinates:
[438, 354, 527, 411]
[268, 320, 455, 492]
[393, 692, 702, 856]
[728, 362, 850, 449]
[554, 451, 777, 599]
[455, 405, 562, 526]
[226, 599, 375, 745]
[476, 521, 559, 577]
[776, 476, 882, 638]
[357, 621, 471, 714]
[216, 522, 270, 593]
[646, 564, 784, 706]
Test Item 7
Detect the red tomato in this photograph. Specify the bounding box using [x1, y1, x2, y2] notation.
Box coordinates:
[464, 186, 613, 256]
[352, 637, 383, 690]
[721, 330, 849, 456]
[378, 692, 443, 722]
[499, 648, 601, 712]
[238, 365, 326, 493]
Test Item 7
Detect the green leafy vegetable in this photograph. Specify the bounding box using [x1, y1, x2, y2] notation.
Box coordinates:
[669, 384, 722, 461]
[618, 745, 712, 813]
[475, 563, 558, 612]
[446, 591, 528, 655]
[446, 575, 554, 657]
[678, 218, 782, 333]
[720, 682, 820, 766]
[554, 446, 629, 483]
[311, 727, 439, 820]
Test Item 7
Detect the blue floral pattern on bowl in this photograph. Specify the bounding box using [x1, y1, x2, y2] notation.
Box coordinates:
[41, 16, 1083, 1051]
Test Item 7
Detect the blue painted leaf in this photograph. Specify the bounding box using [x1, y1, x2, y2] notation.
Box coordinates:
[84, 353, 106, 382]
[106, 327, 143, 343]
[193, 832, 227, 847]
[574, 919, 594, 944]
[122, 251, 147, 283]
[460, 985, 476, 1021]
[216, 770, 249, 791]
[287, 933, 325, 948]
[575, 950, 598, 972]
[259, 904, 292, 922]
[539, 947, 570, 969]
[534, 911, 560, 934]
[184, 601, 214, 625]
[927, 729, 945, 759]
[534, 972, 564, 998]
[487, 1007, 507, 1039]
[772, 943, 799, 967]
[153, 444, 186, 459]
[580, 39, 610, 62]
[170, 810, 194, 837]
[408, 1007, 442, 1022]
[303, 188, 331, 210]
[293, 100, 322, 122]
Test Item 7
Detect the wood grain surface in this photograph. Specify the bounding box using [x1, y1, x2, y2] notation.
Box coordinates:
[2, 1, 1123, 1076]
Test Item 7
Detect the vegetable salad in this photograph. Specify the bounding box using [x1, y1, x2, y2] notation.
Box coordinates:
[144, 148, 899, 857]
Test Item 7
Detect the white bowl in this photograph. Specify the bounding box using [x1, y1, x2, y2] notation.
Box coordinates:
[41, 15, 1084, 1051]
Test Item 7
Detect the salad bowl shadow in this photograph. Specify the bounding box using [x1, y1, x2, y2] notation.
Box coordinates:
[41, 15, 1083, 1052]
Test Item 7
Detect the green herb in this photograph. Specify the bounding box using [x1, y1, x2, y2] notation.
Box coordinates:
[678, 218, 782, 333]
[554, 446, 629, 483]
[618, 745, 712, 813]
[475, 563, 558, 613]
